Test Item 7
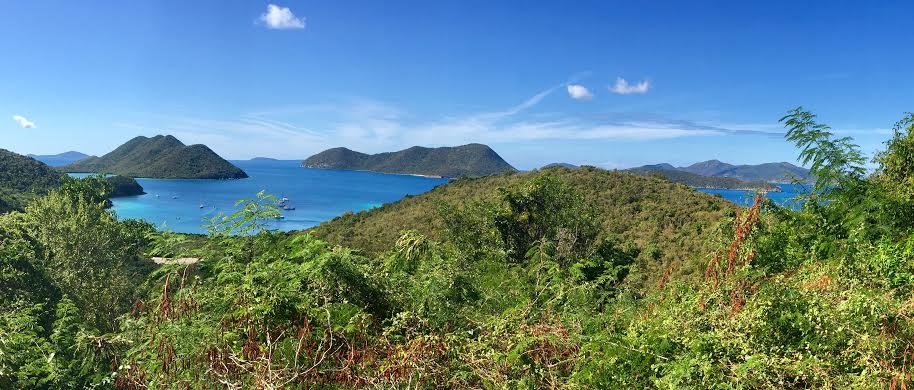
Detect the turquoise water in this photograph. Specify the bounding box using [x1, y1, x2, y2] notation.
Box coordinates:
[98, 160, 448, 234]
[78, 162, 806, 234]
[697, 183, 810, 208]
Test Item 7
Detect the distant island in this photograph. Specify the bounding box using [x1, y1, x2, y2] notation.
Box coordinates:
[63, 135, 248, 179]
[628, 167, 777, 191]
[250, 157, 278, 161]
[27, 151, 92, 167]
[542, 162, 578, 169]
[639, 160, 810, 183]
[302, 143, 516, 178]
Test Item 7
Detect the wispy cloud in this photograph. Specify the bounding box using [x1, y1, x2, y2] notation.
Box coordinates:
[608, 77, 650, 95]
[259, 4, 305, 30]
[12, 115, 36, 128]
[121, 83, 778, 158]
[566, 84, 593, 100]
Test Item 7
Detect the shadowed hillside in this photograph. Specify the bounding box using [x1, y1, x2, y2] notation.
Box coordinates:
[63, 135, 247, 179]
[639, 160, 810, 182]
[628, 167, 777, 190]
[303, 143, 516, 178]
[0, 149, 63, 212]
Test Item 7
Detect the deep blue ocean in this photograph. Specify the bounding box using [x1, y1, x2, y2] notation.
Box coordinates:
[77, 161, 808, 234]
[101, 160, 448, 234]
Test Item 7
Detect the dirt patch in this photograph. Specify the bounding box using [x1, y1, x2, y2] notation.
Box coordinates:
[151, 257, 200, 265]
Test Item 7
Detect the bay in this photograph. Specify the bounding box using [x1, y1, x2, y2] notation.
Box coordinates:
[80, 162, 808, 234]
[99, 160, 448, 234]
[697, 183, 810, 209]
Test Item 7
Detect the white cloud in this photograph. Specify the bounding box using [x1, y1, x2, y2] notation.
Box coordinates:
[259, 4, 305, 30]
[12, 115, 35, 128]
[128, 83, 774, 158]
[608, 77, 650, 95]
[566, 84, 593, 100]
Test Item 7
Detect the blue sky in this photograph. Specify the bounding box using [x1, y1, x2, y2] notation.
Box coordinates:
[2, 1, 912, 169]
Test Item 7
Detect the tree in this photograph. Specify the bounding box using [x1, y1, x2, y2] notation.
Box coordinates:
[23, 179, 149, 332]
[780, 107, 866, 195]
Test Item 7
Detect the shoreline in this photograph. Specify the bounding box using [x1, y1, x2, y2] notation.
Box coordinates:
[300, 165, 449, 179]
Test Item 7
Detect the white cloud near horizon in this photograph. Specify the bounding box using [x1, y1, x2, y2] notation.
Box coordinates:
[120, 84, 779, 159]
[259, 4, 305, 29]
[566, 84, 593, 100]
[609, 77, 650, 94]
[12, 115, 36, 128]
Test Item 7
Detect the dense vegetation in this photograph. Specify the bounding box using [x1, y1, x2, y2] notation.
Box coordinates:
[0, 149, 63, 212]
[106, 175, 145, 197]
[628, 166, 777, 190]
[310, 166, 731, 287]
[63, 135, 248, 179]
[303, 143, 516, 178]
[3, 107, 914, 388]
[640, 159, 810, 182]
[0, 149, 145, 214]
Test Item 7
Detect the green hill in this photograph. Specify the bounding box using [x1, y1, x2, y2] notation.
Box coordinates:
[309, 166, 733, 284]
[628, 167, 777, 190]
[302, 143, 516, 178]
[63, 135, 247, 179]
[714, 161, 810, 182]
[105, 175, 145, 197]
[0, 149, 63, 212]
[640, 160, 810, 183]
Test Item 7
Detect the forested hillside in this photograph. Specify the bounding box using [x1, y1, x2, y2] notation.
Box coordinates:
[310, 166, 733, 285]
[63, 135, 247, 179]
[303, 143, 516, 177]
[628, 166, 777, 190]
[2, 108, 914, 388]
[639, 160, 811, 183]
[0, 149, 145, 213]
[0, 149, 62, 212]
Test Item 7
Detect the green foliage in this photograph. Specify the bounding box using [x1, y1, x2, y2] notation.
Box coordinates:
[0, 303, 54, 388]
[311, 166, 731, 288]
[494, 176, 600, 264]
[24, 179, 151, 331]
[303, 143, 516, 178]
[876, 113, 914, 199]
[781, 107, 867, 194]
[105, 175, 145, 197]
[0, 177, 153, 388]
[9, 108, 914, 388]
[0, 149, 63, 212]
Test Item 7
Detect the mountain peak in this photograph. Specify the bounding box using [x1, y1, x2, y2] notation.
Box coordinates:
[637, 160, 810, 183]
[303, 143, 515, 178]
[63, 135, 246, 179]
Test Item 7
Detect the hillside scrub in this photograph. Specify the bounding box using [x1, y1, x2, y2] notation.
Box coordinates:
[2, 108, 914, 388]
